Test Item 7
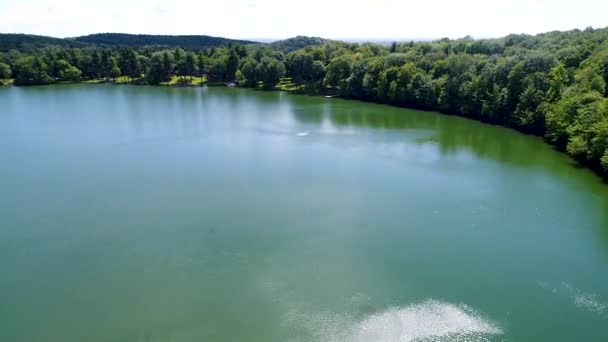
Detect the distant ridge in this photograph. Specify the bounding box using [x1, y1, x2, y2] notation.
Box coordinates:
[73, 33, 260, 49]
[0, 33, 330, 53]
[0, 33, 261, 52]
[0, 33, 87, 52]
[270, 36, 327, 52]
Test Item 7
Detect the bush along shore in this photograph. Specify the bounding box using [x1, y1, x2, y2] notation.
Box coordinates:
[2, 29, 608, 179]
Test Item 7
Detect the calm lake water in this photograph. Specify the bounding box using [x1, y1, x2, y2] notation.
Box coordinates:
[1, 85, 607, 342]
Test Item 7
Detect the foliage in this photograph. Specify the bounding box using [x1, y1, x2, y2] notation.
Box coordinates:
[13, 56, 53, 85]
[270, 36, 327, 53]
[57, 59, 82, 82]
[0, 62, 10, 79]
[239, 58, 259, 87]
[147, 52, 172, 85]
[256, 57, 285, 89]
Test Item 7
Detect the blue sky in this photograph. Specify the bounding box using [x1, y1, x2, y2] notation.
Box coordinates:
[0, 0, 606, 39]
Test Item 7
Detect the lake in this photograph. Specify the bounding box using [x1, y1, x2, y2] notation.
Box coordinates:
[1, 84, 607, 342]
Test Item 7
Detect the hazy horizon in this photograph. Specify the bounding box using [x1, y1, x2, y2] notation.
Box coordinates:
[2, 30, 606, 45]
[1, 0, 606, 40]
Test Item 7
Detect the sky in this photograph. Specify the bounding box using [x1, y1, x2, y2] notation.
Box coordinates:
[0, 0, 606, 40]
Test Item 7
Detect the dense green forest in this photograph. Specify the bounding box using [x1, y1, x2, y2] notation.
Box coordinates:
[1, 29, 608, 178]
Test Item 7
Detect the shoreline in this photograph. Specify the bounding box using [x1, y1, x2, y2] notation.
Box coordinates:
[3, 80, 606, 181]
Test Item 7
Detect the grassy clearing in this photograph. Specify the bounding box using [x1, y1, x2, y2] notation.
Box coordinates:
[81, 77, 139, 84]
[161, 76, 180, 86]
[276, 78, 305, 92]
[114, 76, 131, 84]
[6, 75, 209, 87]
[277, 78, 321, 93]
[81, 78, 106, 84]
[160, 75, 206, 86]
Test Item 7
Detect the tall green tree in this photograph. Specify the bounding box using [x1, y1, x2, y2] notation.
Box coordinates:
[324, 55, 352, 90]
[286, 51, 314, 82]
[56, 59, 82, 82]
[162, 52, 173, 79]
[147, 52, 171, 85]
[207, 57, 228, 83]
[14, 56, 53, 85]
[119, 48, 141, 82]
[226, 48, 240, 81]
[239, 58, 259, 87]
[0, 62, 11, 79]
[181, 52, 197, 82]
[256, 57, 285, 89]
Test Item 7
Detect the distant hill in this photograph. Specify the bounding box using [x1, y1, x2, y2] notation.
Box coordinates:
[270, 36, 327, 53]
[0, 33, 332, 54]
[0, 34, 87, 52]
[73, 33, 259, 49]
[0, 33, 261, 52]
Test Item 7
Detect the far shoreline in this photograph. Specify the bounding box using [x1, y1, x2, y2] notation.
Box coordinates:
[3, 79, 607, 182]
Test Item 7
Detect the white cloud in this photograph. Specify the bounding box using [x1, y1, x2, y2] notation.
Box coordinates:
[0, 0, 606, 39]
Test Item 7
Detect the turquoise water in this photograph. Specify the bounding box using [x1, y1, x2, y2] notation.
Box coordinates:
[0, 85, 607, 341]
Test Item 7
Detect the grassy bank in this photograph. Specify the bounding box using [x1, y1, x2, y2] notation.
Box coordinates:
[76, 75, 207, 86]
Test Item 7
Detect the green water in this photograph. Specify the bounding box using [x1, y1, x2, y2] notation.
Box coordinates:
[1, 85, 607, 342]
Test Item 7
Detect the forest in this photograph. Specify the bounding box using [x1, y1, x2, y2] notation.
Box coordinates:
[1, 28, 608, 178]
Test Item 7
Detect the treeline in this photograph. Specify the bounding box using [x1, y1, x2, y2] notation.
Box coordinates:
[1, 28, 608, 177]
[0, 45, 284, 86]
